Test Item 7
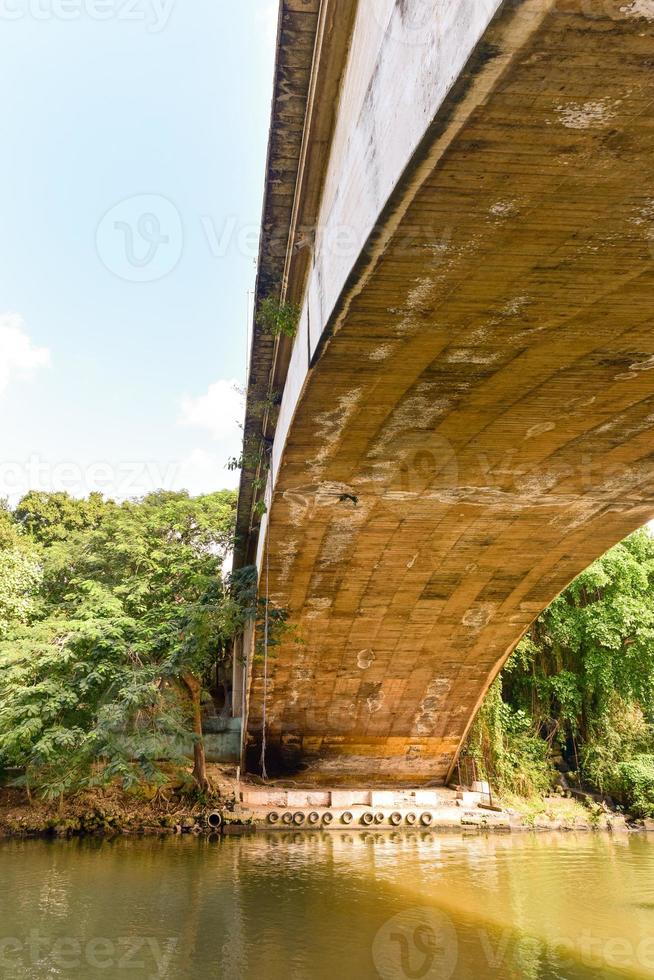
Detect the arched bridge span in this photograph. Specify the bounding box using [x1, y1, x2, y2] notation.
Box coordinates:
[235, 0, 654, 783]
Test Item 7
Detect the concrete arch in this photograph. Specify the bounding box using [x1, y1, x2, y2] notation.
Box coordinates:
[237, 0, 654, 783]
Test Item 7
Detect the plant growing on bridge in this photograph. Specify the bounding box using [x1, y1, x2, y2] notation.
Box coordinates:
[228, 438, 273, 521]
[256, 296, 300, 339]
[228, 435, 272, 475]
[222, 564, 297, 663]
[249, 390, 282, 422]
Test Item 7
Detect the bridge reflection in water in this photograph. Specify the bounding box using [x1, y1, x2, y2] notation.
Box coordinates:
[1, 833, 652, 978]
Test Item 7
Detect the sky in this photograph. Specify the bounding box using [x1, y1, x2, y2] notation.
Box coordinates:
[0, 0, 278, 504]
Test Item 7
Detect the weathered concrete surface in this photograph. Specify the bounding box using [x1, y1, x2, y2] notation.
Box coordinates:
[235, 0, 322, 564]
[239, 0, 654, 783]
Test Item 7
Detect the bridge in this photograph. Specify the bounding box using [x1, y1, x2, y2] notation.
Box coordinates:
[232, 0, 654, 784]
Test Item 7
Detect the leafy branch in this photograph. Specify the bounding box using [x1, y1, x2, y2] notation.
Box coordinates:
[256, 297, 300, 339]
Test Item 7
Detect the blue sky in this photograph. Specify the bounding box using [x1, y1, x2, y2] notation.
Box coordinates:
[0, 0, 278, 502]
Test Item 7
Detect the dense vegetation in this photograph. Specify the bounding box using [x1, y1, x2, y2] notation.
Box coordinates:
[0, 491, 254, 801]
[464, 528, 654, 816]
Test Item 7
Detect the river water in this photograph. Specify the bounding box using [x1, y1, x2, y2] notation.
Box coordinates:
[1, 831, 653, 979]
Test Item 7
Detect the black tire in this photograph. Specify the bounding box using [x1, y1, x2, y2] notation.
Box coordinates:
[420, 812, 434, 827]
[282, 812, 293, 825]
[293, 811, 305, 825]
[341, 811, 354, 825]
[390, 812, 403, 826]
[268, 812, 280, 825]
[322, 812, 334, 825]
[308, 811, 321, 825]
[405, 812, 417, 826]
[361, 812, 374, 826]
[374, 812, 385, 825]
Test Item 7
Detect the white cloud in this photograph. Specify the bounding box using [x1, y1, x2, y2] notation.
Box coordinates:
[0, 313, 50, 395]
[255, 0, 279, 46]
[0, 452, 239, 507]
[179, 379, 244, 440]
[176, 379, 244, 496]
[175, 448, 240, 497]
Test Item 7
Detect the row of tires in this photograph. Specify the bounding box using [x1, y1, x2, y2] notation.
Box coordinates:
[267, 810, 436, 827]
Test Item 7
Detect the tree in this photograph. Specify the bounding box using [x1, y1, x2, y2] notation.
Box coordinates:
[0, 490, 240, 797]
[504, 529, 654, 749]
[0, 549, 41, 641]
[14, 490, 110, 546]
[464, 528, 654, 804]
[0, 504, 41, 641]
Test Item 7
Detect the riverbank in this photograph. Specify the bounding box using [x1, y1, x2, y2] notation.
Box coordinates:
[0, 767, 650, 839]
[0, 764, 239, 840]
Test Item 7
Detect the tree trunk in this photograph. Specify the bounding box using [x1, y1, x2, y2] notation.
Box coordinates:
[181, 672, 210, 792]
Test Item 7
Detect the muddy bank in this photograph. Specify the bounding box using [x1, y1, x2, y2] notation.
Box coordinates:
[0, 765, 242, 840]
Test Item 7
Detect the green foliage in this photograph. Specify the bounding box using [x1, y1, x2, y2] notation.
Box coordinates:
[220, 564, 294, 662]
[0, 605, 180, 799]
[0, 547, 41, 640]
[0, 504, 42, 640]
[464, 679, 555, 797]
[465, 528, 654, 807]
[614, 755, 654, 818]
[227, 435, 272, 475]
[227, 438, 272, 521]
[0, 490, 243, 797]
[256, 297, 300, 339]
[15, 490, 109, 545]
[506, 529, 654, 737]
[581, 696, 652, 796]
[250, 391, 282, 421]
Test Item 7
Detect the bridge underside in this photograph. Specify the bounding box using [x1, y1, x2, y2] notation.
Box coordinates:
[245, 0, 654, 783]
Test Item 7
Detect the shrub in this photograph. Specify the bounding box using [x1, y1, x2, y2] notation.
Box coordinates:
[464, 680, 555, 798]
[581, 697, 652, 795]
[615, 755, 654, 818]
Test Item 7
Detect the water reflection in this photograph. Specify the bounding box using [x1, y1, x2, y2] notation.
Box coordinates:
[0, 831, 652, 978]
